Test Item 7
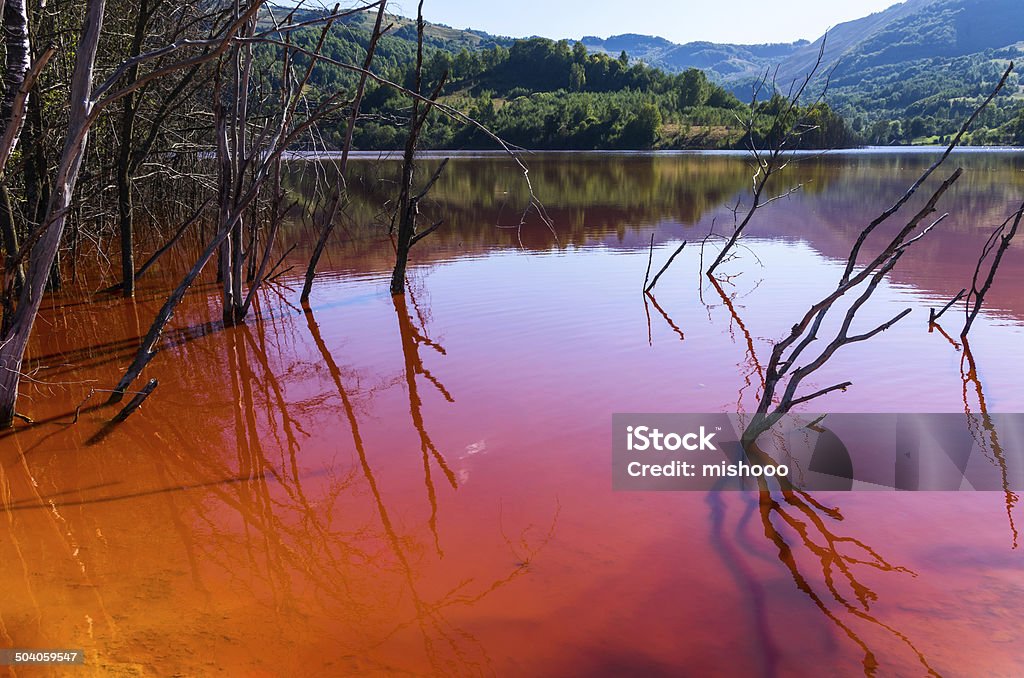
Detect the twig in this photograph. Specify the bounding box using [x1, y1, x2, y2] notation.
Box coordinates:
[963, 199, 1024, 337]
[642, 233, 654, 291]
[929, 289, 966, 324]
[645, 240, 686, 294]
[111, 378, 158, 423]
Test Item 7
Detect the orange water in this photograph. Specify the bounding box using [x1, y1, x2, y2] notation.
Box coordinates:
[2, 151, 1024, 676]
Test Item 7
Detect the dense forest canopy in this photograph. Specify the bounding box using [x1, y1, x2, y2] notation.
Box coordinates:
[269, 11, 857, 151]
[263, 2, 1024, 149]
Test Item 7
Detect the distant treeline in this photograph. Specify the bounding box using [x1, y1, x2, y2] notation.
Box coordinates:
[262, 28, 858, 151]
[262, 4, 1024, 150]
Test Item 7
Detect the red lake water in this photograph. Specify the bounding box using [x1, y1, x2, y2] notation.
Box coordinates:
[2, 150, 1023, 676]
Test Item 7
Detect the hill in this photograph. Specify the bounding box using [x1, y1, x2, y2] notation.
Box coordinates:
[264, 7, 852, 151]
[577, 0, 1024, 142]
[579, 34, 807, 82]
[773, 0, 1024, 140]
[267, 2, 1024, 148]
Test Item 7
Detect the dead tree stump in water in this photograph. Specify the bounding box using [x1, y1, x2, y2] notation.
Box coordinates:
[111, 378, 158, 423]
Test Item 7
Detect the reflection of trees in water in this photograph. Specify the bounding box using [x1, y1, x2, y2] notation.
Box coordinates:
[295, 153, 1024, 245]
[702, 274, 765, 414]
[754, 485, 938, 676]
[257, 155, 1024, 318]
[643, 292, 685, 347]
[931, 321, 1020, 548]
[1, 292, 557, 674]
[697, 273, 941, 676]
[283, 155, 761, 256]
[705, 469, 941, 675]
[961, 340, 1019, 548]
[302, 297, 557, 673]
[392, 289, 457, 554]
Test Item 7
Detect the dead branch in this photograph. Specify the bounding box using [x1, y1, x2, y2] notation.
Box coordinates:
[705, 37, 830, 276]
[111, 378, 158, 423]
[101, 198, 211, 294]
[390, 3, 449, 296]
[842, 63, 1014, 284]
[642, 233, 655, 291]
[247, 37, 554, 235]
[645, 240, 686, 294]
[929, 288, 966, 324]
[738, 117, 1010, 447]
[962, 199, 1024, 337]
[301, 0, 389, 303]
[0, 44, 56, 169]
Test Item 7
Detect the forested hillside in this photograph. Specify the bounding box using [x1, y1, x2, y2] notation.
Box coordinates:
[774, 0, 1024, 143]
[272, 8, 855, 150]
[563, 0, 1024, 145]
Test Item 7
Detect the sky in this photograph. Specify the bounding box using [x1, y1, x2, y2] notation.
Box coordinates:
[385, 0, 905, 45]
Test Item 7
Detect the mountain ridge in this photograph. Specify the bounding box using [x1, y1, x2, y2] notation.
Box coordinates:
[434, 0, 1024, 136]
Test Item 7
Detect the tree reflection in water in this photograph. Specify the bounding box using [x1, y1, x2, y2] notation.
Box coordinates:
[303, 297, 557, 674]
[701, 270, 941, 676]
[393, 288, 458, 555]
[931, 320, 1020, 548]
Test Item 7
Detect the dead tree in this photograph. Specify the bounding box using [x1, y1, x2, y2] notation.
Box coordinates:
[724, 64, 1015, 448]
[739, 65, 1014, 449]
[0, 0, 35, 165]
[109, 4, 369, 401]
[643, 236, 686, 295]
[704, 39, 829, 277]
[0, 0, 106, 427]
[300, 0, 388, 304]
[272, 17, 552, 300]
[212, 2, 367, 324]
[389, 1, 448, 296]
[961, 199, 1023, 337]
[114, 0, 155, 298]
[928, 288, 966, 325]
[101, 198, 212, 294]
[0, 0, 272, 425]
[0, 0, 55, 333]
[110, 0, 212, 298]
[110, 1, 219, 299]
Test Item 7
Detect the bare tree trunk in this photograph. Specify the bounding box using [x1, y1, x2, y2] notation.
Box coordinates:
[300, 0, 387, 303]
[962, 199, 1023, 337]
[111, 225, 228, 402]
[23, 65, 50, 240]
[117, 116, 136, 296]
[0, 0, 31, 155]
[0, 0, 105, 426]
[0, 0, 35, 324]
[390, 135, 418, 295]
[390, 1, 446, 296]
[115, 0, 152, 298]
[101, 198, 210, 294]
[0, 181, 23, 333]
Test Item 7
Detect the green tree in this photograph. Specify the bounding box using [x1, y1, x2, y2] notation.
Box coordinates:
[908, 116, 928, 138]
[572, 40, 587, 63]
[677, 69, 709, 108]
[1011, 109, 1024, 144]
[617, 101, 662, 148]
[569, 62, 586, 92]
